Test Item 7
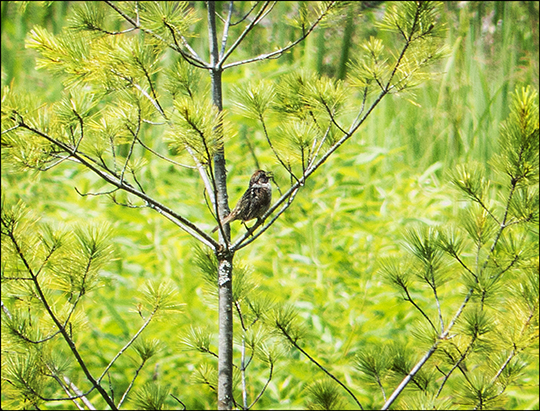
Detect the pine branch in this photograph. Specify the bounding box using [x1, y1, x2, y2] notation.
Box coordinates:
[163, 19, 208, 69]
[382, 288, 474, 410]
[11, 117, 218, 249]
[135, 136, 197, 169]
[104, 1, 209, 69]
[230, 2, 260, 26]
[401, 284, 439, 334]
[96, 308, 159, 385]
[1, 216, 117, 410]
[232, 86, 388, 250]
[435, 336, 477, 398]
[259, 114, 299, 183]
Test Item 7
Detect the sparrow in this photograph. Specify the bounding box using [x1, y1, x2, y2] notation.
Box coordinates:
[212, 170, 272, 233]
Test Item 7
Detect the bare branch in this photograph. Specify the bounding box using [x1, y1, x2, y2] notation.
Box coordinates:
[63, 376, 95, 410]
[248, 360, 274, 409]
[220, 1, 234, 56]
[401, 283, 439, 334]
[163, 20, 208, 69]
[307, 123, 331, 170]
[1, 124, 22, 134]
[110, 69, 168, 119]
[122, 123, 140, 184]
[218, 1, 276, 68]
[75, 186, 119, 198]
[435, 337, 476, 398]
[170, 394, 187, 410]
[97, 309, 157, 385]
[231, 1, 261, 26]
[117, 360, 146, 408]
[222, 2, 336, 70]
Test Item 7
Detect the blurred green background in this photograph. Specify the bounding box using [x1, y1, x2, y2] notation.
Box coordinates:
[1, 2, 538, 409]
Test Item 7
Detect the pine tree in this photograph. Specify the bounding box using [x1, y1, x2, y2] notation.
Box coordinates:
[5, 2, 535, 410]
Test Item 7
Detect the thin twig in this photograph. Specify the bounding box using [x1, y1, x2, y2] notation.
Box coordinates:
[220, 1, 234, 56]
[259, 114, 299, 183]
[222, 2, 336, 70]
[121, 124, 140, 183]
[74, 186, 119, 198]
[218, 1, 275, 68]
[163, 20, 208, 69]
[97, 309, 157, 384]
[248, 361, 274, 409]
[435, 336, 476, 398]
[241, 338, 248, 409]
[307, 123, 332, 169]
[402, 285, 438, 334]
[136, 136, 196, 169]
[278, 325, 364, 410]
[1, 124, 21, 134]
[170, 394, 187, 410]
[231, 2, 260, 26]
[117, 360, 147, 408]
[110, 69, 167, 119]
[425, 268, 445, 333]
[381, 288, 474, 410]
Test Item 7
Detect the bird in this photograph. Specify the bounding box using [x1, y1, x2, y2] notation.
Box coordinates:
[211, 170, 272, 233]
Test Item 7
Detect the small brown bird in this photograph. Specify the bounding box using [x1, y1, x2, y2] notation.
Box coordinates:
[212, 170, 272, 233]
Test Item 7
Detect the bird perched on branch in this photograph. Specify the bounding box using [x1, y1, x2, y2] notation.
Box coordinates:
[212, 170, 272, 233]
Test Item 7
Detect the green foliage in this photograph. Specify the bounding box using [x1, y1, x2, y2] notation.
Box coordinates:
[494, 86, 540, 186]
[165, 59, 202, 100]
[133, 381, 170, 411]
[232, 80, 276, 120]
[133, 338, 161, 362]
[180, 326, 215, 357]
[2, 350, 46, 409]
[355, 347, 390, 387]
[367, 86, 538, 409]
[1, 198, 184, 409]
[136, 2, 200, 39]
[1, 1, 538, 410]
[351, 1, 447, 96]
[140, 279, 183, 315]
[272, 305, 305, 346]
[306, 379, 344, 410]
[167, 98, 227, 164]
[455, 374, 505, 410]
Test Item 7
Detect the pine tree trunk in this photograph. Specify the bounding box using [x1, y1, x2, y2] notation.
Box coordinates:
[217, 254, 234, 409]
[207, 2, 234, 409]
